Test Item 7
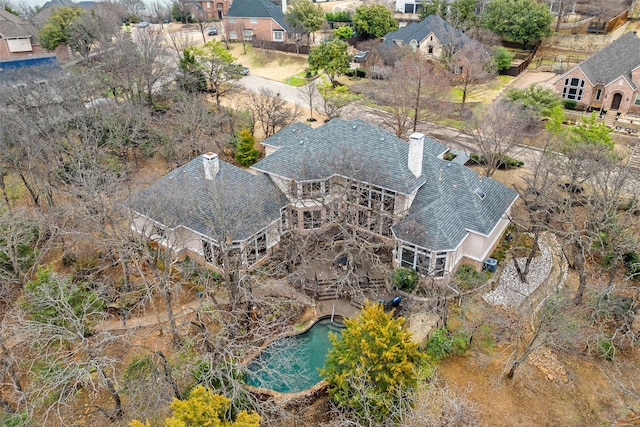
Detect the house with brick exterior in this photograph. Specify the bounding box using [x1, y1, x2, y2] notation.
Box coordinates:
[555, 31, 640, 114]
[381, 14, 482, 60]
[127, 119, 517, 279]
[0, 8, 45, 59]
[223, 0, 289, 42]
[189, 0, 231, 21]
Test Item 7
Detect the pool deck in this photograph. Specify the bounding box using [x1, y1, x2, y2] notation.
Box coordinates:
[316, 298, 362, 319]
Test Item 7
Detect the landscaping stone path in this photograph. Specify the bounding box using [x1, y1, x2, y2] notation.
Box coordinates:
[482, 232, 568, 311]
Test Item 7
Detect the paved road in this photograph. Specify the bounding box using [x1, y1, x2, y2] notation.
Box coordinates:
[240, 74, 308, 107]
[241, 74, 545, 168]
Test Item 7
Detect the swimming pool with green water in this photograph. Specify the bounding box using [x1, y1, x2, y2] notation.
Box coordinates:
[245, 317, 345, 393]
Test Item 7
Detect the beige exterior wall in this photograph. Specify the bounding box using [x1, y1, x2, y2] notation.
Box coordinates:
[453, 215, 511, 266]
[417, 32, 444, 59]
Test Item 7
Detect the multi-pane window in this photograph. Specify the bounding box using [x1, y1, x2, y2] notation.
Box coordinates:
[301, 181, 324, 198]
[349, 181, 396, 213]
[245, 231, 267, 266]
[434, 252, 447, 277]
[250, 18, 257, 24]
[562, 77, 585, 101]
[303, 210, 322, 229]
[398, 245, 446, 277]
[202, 240, 213, 263]
[243, 29, 253, 39]
[273, 30, 283, 41]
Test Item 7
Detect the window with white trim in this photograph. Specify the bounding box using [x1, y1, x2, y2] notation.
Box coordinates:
[303, 209, 322, 229]
[634, 93, 640, 106]
[562, 77, 585, 101]
[273, 30, 284, 41]
[229, 30, 238, 40]
[245, 231, 267, 266]
[399, 245, 433, 276]
[250, 18, 257, 24]
[242, 29, 253, 40]
[228, 18, 236, 23]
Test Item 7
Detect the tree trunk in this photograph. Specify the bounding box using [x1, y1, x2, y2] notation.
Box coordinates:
[574, 246, 587, 305]
[0, 171, 10, 210]
[155, 351, 181, 399]
[162, 285, 182, 347]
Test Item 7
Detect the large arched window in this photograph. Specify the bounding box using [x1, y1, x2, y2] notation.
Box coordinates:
[562, 77, 585, 101]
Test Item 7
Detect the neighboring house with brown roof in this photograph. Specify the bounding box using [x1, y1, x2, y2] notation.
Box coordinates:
[127, 119, 517, 279]
[223, 0, 289, 42]
[0, 8, 46, 59]
[554, 31, 640, 114]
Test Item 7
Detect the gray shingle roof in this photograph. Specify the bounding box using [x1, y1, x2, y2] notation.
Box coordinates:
[392, 161, 518, 251]
[226, 0, 288, 30]
[126, 157, 288, 243]
[261, 122, 311, 149]
[382, 14, 481, 53]
[574, 31, 640, 88]
[252, 118, 448, 194]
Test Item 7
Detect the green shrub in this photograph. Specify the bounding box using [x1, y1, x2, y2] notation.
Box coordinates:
[598, 337, 616, 360]
[355, 68, 366, 78]
[443, 152, 456, 161]
[468, 153, 524, 169]
[454, 264, 489, 291]
[391, 267, 419, 292]
[235, 129, 260, 167]
[425, 328, 469, 361]
[326, 11, 352, 22]
[563, 99, 577, 110]
[344, 69, 355, 77]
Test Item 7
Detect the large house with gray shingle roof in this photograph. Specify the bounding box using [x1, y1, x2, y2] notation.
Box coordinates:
[382, 14, 483, 61]
[224, 0, 289, 42]
[554, 31, 640, 114]
[128, 119, 517, 278]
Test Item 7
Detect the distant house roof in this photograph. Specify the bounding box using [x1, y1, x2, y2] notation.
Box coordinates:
[392, 162, 518, 251]
[252, 118, 448, 195]
[0, 8, 38, 40]
[562, 31, 640, 89]
[126, 157, 288, 243]
[382, 14, 481, 53]
[226, 0, 289, 30]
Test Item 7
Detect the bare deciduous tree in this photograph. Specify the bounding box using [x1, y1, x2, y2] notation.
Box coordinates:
[465, 99, 534, 177]
[452, 44, 495, 112]
[244, 87, 302, 138]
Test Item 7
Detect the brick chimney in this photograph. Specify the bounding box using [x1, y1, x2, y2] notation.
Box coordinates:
[408, 133, 424, 178]
[203, 152, 219, 180]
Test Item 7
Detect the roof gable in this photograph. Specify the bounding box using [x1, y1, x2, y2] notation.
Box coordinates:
[226, 0, 288, 29]
[126, 157, 288, 242]
[382, 14, 480, 52]
[392, 161, 518, 251]
[252, 118, 448, 195]
[573, 31, 640, 87]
